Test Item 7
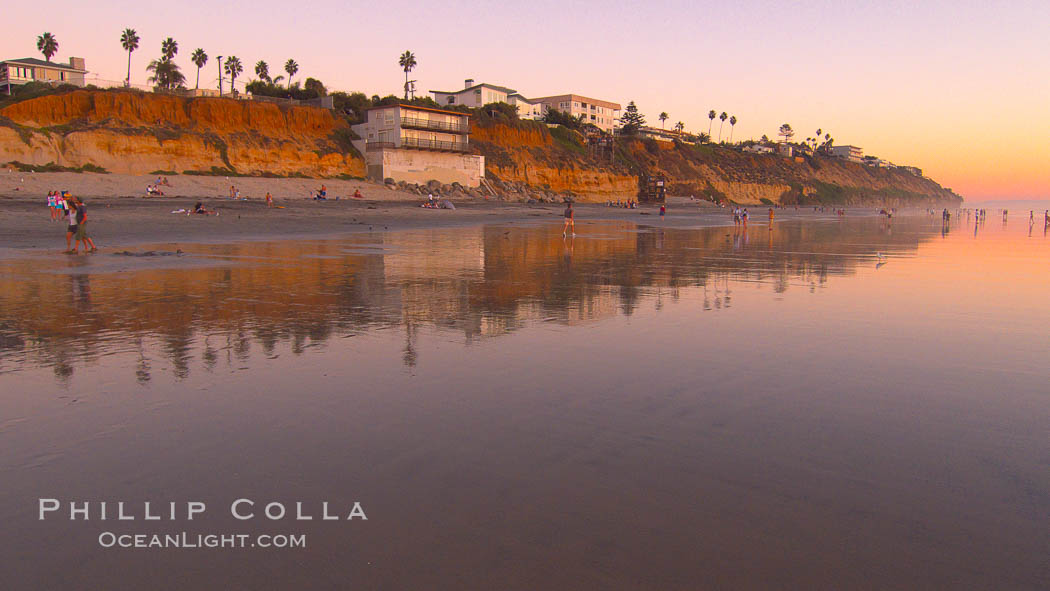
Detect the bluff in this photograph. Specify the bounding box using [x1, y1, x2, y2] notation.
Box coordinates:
[471, 120, 962, 206]
[0, 90, 364, 177]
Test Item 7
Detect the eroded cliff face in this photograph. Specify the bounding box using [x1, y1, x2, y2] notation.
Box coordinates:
[472, 122, 961, 205]
[0, 90, 363, 177]
[470, 124, 636, 199]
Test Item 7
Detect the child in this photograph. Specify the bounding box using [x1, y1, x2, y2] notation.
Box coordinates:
[265, 192, 273, 207]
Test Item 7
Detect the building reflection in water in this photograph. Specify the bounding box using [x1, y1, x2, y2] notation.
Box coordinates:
[0, 218, 934, 381]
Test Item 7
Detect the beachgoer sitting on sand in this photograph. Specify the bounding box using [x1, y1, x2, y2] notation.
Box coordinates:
[162, 177, 170, 186]
[353, 189, 363, 199]
[317, 185, 327, 199]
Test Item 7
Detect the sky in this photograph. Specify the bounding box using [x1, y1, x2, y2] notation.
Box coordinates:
[3, 0, 1048, 200]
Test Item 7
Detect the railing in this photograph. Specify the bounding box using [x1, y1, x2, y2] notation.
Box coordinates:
[400, 116, 469, 134]
[365, 139, 470, 152]
[401, 137, 470, 152]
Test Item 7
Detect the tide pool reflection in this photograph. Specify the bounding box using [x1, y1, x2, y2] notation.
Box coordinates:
[0, 218, 933, 382]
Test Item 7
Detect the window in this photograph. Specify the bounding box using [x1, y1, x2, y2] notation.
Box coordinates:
[448, 96, 455, 104]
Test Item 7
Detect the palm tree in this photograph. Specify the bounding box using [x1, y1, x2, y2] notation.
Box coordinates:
[146, 59, 185, 91]
[254, 60, 269, 83]
[37, 32, 58, 62]
[225, 56, 243, 95]
[190, 49, 207, 90]
[161, 37, 178, 61]
[718, 112, 728, 142]
[707, 110, 716, 137]
[120, 29, 139, 86]
[398, 50, 417, 100]
[729, 115, 737, 142]
[284, 59, 298, 88]
[674, 121, 684, 133]
[659, 112, 668, 129]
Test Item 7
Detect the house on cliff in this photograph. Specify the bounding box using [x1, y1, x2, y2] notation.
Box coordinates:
[430, 79, 544, 120]
[532, 94, 621, 134]
[1, 57, 87, 90]
[350, 104, 485, 187]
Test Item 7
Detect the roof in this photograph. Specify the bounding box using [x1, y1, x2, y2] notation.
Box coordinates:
[532, 94, 621, 110]
[430, 83, 517, 96]
[1, 57, 86, 72]
[507, 93, 539, 104]
[366, 103, 470, 117]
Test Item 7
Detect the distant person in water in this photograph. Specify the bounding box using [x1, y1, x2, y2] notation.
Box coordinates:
[563, 202, 575, 237]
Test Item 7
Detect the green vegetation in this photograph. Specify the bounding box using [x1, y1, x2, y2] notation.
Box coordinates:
[223, 57, 243, 95]
[5, 161, 107, 173]
[619, 101, 645, 135]
[148, 169, 177, 175]
[120, 29, 140, 86]
[398, 51, 417, 100]
[190, 49, 208, 90]
[37, 32, 58, 62]
[549, 125, 586, 155]
[284, 59, 299, 89]
[147, 37, 186, 91]
[183, 166, 240, 177]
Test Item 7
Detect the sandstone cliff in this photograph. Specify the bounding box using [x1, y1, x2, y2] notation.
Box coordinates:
[0, 90, 364, 177]
[471, 120, 961, 206]
[0, 90, 960, 205]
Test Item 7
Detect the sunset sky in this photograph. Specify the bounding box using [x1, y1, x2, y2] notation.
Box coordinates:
[3, 0, 1047, 200]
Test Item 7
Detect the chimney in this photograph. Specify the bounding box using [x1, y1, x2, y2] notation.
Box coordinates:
[464, 78, 474, 89]
[69, 57, 85, 71]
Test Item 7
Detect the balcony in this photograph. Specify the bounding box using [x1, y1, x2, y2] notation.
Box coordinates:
[400, 116, 469, 134]
[365, 141, 395, 151]
[402, 137, 470, 152]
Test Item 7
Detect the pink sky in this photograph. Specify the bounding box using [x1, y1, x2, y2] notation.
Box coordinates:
[4, 0, 1048, 200]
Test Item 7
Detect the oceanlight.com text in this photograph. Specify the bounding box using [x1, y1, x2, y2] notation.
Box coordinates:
[97, 531, 306, 549]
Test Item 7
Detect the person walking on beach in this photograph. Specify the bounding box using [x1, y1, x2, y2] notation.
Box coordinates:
[741, 208, 749, 227]
[47, 191, 58, 221]
[71, 197, 97, 254]
[63, 196, 78, 253]
[660, 204, 666, 218]
[563, 201, 575, 237]
[266, 191, 273, 208]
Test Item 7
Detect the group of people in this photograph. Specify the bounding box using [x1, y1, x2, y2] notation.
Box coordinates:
[732, 207, 750, 226]
[605, 200, 638, 209]
[46, 190, 96, 253]
[145, 176, 171, 196]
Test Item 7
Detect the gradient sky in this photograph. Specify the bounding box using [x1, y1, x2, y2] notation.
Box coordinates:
[3, 0, 1048, 200]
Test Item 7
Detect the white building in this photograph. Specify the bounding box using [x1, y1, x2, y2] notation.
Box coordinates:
[531, 94, 621, 133]
[830, 145, 864, 163]
[350, 104, 485, 187]
[430, 79, 544, 120]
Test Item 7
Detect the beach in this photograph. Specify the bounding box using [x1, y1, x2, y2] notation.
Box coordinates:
[0, 171, 785, 255]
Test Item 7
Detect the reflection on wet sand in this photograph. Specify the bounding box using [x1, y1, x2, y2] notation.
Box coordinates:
[0, 218, 930, 382]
